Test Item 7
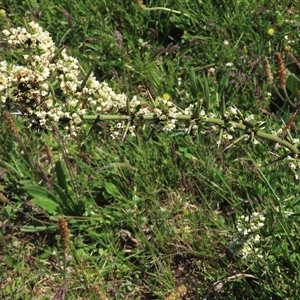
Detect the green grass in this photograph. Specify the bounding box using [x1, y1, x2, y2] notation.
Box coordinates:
[1, 0, 300, 299]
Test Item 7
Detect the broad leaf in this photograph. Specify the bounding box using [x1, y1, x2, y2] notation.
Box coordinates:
[23, 185, 60, 214]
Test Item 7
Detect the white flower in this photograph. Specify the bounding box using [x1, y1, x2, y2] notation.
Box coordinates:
[245, 114, 254, 122]
[253, 234, 260, 242]
[2, 29, 10, 36]
[153, 108, 162, 116]
[116, 122, 124, 129]
[230, 106, 237, 115]
[208, 67, 215, 75]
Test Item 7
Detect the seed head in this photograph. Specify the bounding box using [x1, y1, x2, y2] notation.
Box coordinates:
[263, 58, 273, 84]
[58, 217, 70, 251]
[274, 52, 286, 89]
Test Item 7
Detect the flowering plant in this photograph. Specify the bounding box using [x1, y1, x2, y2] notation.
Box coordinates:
[229, 212, 266, 260]
[0, 22, 203, 139]
[1, 21, 300, 169]
[1, 22, 130, 136]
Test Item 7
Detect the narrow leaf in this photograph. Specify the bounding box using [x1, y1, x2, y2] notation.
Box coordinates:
[55, 160, 68, 190]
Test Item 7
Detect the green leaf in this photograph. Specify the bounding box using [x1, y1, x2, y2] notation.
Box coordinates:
[286, 70, 300, 97]
[53, 182, 69, 204]
[178, 146, 193, 159]
[55, 160, 68, 190]
[23, 185, 60, 214]
[53, 182, 80, 214]
[105, 182, 121, 198]
[39, 248, 53, 259]
[21, 225, 51, 232]
[3, 158, 27, 179]
[189, 68, 203, 99]
[202, 74, 210, 112]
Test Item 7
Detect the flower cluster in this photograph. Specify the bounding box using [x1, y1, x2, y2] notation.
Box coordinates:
[1, 22, 55, 111]
[0, 22, 205, 138]
[0, 22, 129, 136]
[153, 97, 182, 132]
[229, 211, 265, 260]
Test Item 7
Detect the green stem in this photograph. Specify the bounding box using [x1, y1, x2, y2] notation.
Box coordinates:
[81, 114, 299, 154]
[63, 251, 67, 281]
[49, 46, 66, 64]
[206, 117, 299, 154]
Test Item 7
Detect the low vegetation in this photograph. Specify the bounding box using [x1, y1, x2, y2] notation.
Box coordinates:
[1, 1, 300, 299]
